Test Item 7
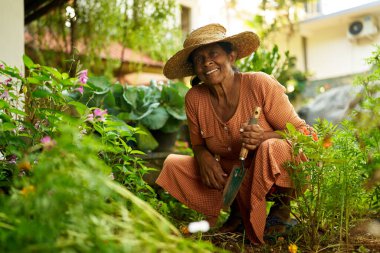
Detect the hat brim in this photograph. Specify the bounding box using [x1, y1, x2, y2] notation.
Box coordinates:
[163, 31, 260, 79]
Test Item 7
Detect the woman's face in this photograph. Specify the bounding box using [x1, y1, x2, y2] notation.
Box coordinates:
[190, 43, 235, 85]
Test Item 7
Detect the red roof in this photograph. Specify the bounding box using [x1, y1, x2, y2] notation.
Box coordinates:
[25, 32, 164, 67]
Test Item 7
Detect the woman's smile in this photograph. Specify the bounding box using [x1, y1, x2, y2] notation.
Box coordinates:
[206, 68, 219, 75]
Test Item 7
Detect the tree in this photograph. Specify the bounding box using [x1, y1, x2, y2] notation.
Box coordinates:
[247, 0, 314, 43]
[26, 0, 182, 77]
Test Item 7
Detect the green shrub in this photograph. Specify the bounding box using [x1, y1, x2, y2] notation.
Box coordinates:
[0, 123, 219, 253]
[237, 45, 307, 100]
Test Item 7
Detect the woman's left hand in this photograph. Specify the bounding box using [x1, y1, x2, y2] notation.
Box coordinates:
[240, 123, 264, 150]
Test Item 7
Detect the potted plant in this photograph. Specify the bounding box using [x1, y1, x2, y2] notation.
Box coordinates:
[120, 81, 189, 152]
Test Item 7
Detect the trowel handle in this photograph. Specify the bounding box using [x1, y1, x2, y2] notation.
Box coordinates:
[239, 107, 262, 160]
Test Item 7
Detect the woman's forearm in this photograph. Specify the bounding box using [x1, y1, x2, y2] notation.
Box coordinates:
[263, 131, 282, 141]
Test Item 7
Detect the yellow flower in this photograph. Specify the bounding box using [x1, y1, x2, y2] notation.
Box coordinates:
[288, 243, 298, 253]
[17, 160, 32, 171]
[21, 185, 35, 196]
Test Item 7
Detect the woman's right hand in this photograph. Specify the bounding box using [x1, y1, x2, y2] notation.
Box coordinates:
[193, 146, 227, 190]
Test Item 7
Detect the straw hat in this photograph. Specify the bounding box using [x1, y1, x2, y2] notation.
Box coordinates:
[163, 23, 260, 79]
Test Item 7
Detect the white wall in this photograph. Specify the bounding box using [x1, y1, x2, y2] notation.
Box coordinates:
[178, 0, 257, 35]
[267, 30, 306, 73]
[271, 3, 380, 81]
[306, 24, 378, 80]
[0, 0, 24, 69]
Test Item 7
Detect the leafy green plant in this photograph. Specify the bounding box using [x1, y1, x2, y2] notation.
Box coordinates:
[0, 56, 224, 252]
[0, 56, 86, 190]
[0, 56, 155, 198]
[0, 122, 220, 253]
[75, 77, 189, 151]
[121, 82, 188, 133]
[237, 45, 308, 100]
[352, 46, 380, 210]
[282, 119, 373, 251]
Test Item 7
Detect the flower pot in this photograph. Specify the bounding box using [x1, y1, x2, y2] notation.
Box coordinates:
[150, 130, 178, 152]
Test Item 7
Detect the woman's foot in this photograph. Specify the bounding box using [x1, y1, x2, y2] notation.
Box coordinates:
[218, 200, 244, 233]
[218, 214, 244, 233]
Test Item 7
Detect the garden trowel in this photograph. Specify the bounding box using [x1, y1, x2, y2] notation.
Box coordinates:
[222, 106, 261, 210]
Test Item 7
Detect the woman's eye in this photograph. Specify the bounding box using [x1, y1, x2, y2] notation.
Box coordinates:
[193, 56, 203, 64]
[210, 51, 218, 58]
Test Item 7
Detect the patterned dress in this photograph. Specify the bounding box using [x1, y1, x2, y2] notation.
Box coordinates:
[156, 72, 308, 244]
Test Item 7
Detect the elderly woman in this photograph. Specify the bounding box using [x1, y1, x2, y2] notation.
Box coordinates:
[156, 24, 310, 244]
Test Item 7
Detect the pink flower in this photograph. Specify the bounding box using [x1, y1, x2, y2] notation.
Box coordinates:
[19, 72, 24, 78]
[86, 113, 94, 122]
[0, 90, 9, 99]
[78, 70, 88, 84]
[40, 136, 56, 150]
[0, 64, 4, 69]
[93, 108, 107, 122]
[40, 136, 52, 144]
[4, 78, 12, 85]
[8, 154, 17, 164]
[76, 86, 84, 94]
[86, 108, 108, 122]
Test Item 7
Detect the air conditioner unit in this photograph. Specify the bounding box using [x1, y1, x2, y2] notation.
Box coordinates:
[347, 16, 378, 40]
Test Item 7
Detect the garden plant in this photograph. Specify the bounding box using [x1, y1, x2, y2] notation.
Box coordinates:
[0, 44, 379, 252]
[0, 56, 220, 253]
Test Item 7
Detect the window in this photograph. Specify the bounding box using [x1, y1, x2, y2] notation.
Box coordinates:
[304, 0, 321, 16]
[180, 5, 191, 36]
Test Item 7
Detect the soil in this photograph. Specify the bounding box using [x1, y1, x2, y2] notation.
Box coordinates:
[196, 218, 380, 253]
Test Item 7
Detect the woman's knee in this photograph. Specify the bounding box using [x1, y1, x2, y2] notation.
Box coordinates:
[258, 138, 291, 156]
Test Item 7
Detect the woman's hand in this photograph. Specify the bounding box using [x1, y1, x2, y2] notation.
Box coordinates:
[240, 123, 264, 150]
[193, 146, 227, 190]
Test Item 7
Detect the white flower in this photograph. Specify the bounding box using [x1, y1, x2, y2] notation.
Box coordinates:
[188, 220, 210, 233]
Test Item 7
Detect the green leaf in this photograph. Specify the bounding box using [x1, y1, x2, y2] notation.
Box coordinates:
[0, 100, 10, 109]
[27, 77, 41, 85]
[87, 76, 111, 91]
[68, 101, 88, 116]
[62, 73, 69, 80]
[117, 112, 131, 122]
[32, 89, 51, 98]
[136, 124, 158, 151]
[130, 102, 159, 121]
[140, 107, 169, 130]
[42, 66, 62, 80]
[166, 106, 186, 120]
[0, 122, 16, 131]
[123, 86, 139, 108]
[104, 91, 116, 108]
[160, 116, 183, 133]
[23, 55, 35, 69]
[8, 108, 27, 116]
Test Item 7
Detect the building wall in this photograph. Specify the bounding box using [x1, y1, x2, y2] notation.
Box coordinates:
[271, 3, 380, 81]
[177, 0, 256, 36]
[267, 30, 306, 74]
[0, 0, 24, 69]
[306, 23, 379, 80]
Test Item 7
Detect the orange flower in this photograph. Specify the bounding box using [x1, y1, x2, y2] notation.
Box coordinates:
[323, 137, 333, 148]
[20, 185, 35, 196]
[288, 243, 298, 253]
[300, 127, 310, 136]
[179, 225, 190, 235]
[312, 132, 319, 141]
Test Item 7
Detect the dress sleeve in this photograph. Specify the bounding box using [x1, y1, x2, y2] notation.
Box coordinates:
[255, 72, 307, 131]
[185, 89, 204, 146]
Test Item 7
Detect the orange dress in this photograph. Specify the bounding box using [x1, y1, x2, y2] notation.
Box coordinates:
[156, 72, 307, 244]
